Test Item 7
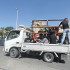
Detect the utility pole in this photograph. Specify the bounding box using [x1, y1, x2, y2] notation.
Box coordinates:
[16, 8, 18, 29]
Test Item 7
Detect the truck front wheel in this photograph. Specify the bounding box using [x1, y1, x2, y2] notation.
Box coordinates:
[43, 53, 54, 63]
[9, 48, 19, 58]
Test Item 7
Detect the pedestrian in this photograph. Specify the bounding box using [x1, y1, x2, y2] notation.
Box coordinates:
[50, 28, 56, 44]
[68, 21, 70, 44]
[43, 34, 47, 38]
[59, 18, 70, 44]
[47, 28, 51, 42]
[39, 36, 49, 44]
[59, 34, 62, 43]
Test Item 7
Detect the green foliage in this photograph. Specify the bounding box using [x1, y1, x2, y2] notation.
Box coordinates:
[5, 27, 14, 31]
[0, 27, 5, 30]
[0, 27, 14, 37]
[0, 30, 3, 36]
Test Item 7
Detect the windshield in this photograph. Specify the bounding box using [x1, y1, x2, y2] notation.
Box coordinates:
[7, 30, 20, 40]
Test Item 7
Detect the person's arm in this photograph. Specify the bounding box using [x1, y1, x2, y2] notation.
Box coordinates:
[59, 22, 62, 27]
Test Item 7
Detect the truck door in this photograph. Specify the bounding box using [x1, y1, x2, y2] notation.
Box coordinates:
[5, 30, 20, 49]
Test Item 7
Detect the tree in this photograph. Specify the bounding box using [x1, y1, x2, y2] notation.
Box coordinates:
[0, 31, 3, 36]
[5, 27, 14, 31]
[0, 27, 5, 30]
[0, 27, 14, 38]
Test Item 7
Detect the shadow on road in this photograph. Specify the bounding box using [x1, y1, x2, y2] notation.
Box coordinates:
[21, 53, 42, 60]
[54, 57, 65, 63]
[20, 53, 65, 63]
[5, 53, 65, 63]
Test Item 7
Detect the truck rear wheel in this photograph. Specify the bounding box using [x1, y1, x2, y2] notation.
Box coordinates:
[10, 48, 19, 58]
[43, 53, 54, 63]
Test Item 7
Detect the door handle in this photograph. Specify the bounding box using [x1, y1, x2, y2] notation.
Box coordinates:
[16, 42, 19, 44]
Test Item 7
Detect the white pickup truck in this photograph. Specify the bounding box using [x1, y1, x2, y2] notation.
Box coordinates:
[4, 28, 70, 63]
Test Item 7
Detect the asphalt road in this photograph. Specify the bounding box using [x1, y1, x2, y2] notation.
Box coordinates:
[0, 46, 70, 70]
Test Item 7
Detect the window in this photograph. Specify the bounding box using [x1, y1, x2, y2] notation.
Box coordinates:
[7, 31, 20, 40]
[24, 32, 33, 43]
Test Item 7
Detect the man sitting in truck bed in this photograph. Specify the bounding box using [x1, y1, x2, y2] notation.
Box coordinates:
[38, 34, 49, 43]
[24, 35, 31, 43]
[24, 35, 36, 43]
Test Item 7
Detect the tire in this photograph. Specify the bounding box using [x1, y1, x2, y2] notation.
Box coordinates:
[43, 53, 54, 63]
[9, 48, 19, 58]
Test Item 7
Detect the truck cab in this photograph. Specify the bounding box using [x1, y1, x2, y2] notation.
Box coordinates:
[4, 28, 32, 53]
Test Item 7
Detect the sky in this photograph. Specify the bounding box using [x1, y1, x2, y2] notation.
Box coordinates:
[0, 0, 70, 29]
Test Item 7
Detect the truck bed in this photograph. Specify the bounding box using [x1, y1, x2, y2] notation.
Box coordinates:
[22, 43, 70, 53]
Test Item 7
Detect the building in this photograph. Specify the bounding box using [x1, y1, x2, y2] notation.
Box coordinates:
[32, 21, 46, 33]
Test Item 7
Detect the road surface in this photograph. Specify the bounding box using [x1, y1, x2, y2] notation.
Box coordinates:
[0, 46, 70, 70]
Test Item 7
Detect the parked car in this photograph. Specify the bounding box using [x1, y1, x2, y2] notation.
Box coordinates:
[0, 37, 5, 46]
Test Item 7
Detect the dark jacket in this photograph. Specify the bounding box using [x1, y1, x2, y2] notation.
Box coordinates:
[50, 30, 56, 44]
[60, 20, 69, 29]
